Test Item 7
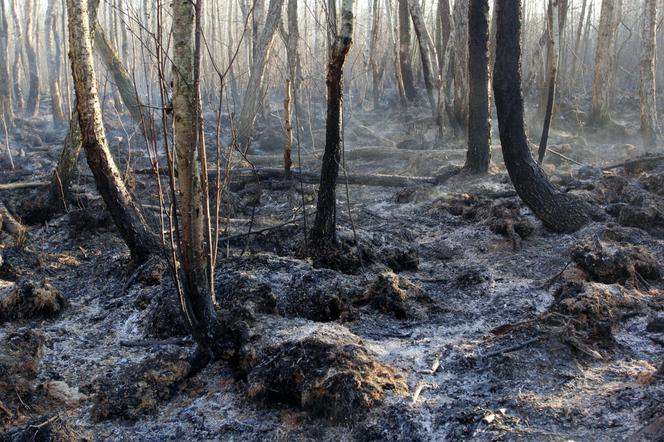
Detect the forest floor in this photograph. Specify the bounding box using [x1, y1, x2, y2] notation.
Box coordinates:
[1, 96, 664, 441]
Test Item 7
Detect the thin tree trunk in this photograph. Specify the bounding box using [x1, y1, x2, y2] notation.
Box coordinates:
[407, 0, 439, 114]
[236, 0, 284, 149]
[589, 0, 622, 125]
[465, 0, 491, 174]
[537, 0, 566, 164]
[172, 0, 231, 360]
[450, 0, 470, 133]
[370, 0, 386, 110]
[435, 0, 451, 71]
[47, 2, 154, 210]
[0, 0, 13, 128]
[24, 0, 41, 117]
[283, 79, 293, 176]
[398, 0, 418, 100]
[94, 23, 156, 142]
[10, 0, 26, 112]
[494, 0, 590, 233]
[639, 0, 658, 150]
[46, 0, 65, 124]
[569, 0, 587, 87]
[386, 0, 407, 108]
[311, 0, 355, 247]
[65, 0, 158, 262]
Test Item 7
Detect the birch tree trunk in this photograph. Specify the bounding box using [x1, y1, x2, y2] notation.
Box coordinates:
[236, 0, 284, 150]
[172, 0, 230, 359]
[311, 0, 355, 248]
[47, 2, 154, 211]
[45, 0, 65, 124]
[590, 0, 622, 126]
[24, 0, 41, 117]
[465, 0, 491, 174]
[65, 0, 158, 262]
[639, 0, 658, 150]
[494, 0, 590, 233]
[0, 0, 13, 128]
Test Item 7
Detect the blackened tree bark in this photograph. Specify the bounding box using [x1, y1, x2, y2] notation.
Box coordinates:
[66, 0, 159, 262]
[398, 0, 418, 100]
[465, 0, 491, 174]
[311, 0, 355, 248]
[493, 0, 590, 233]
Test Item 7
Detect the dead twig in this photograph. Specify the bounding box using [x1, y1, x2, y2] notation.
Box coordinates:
[482, 336, 543, 358]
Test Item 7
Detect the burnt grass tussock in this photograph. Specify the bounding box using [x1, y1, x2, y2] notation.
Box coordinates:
[0, 106, 664, 440]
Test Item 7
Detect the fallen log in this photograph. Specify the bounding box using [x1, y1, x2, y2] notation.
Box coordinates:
[227, 168, 438, 187]
[603, 154, 664, 172]
[0, 181, 49, 191]
[247, 146, 467, 166]
[136, 167, 439, 188]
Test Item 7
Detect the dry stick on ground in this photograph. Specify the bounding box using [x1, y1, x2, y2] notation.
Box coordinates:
[602, 154, 664, 171]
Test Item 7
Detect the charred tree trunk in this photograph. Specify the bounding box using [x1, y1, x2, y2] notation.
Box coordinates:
[65, 0, 158, 262]
[465, 0, 491, 174]
[639, 0, 658, 150]
[0, 0, 13, 128]
[311, 0, 355, 248]
[24, 0, 41, 117]
[493, 0, 590, 233]
[398, 0, 418, 100]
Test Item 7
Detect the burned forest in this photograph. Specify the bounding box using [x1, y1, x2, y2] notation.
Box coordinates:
[2, 0, 664, 440]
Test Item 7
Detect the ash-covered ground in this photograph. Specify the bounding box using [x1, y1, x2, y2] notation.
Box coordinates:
[1, 96, 664, 441]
